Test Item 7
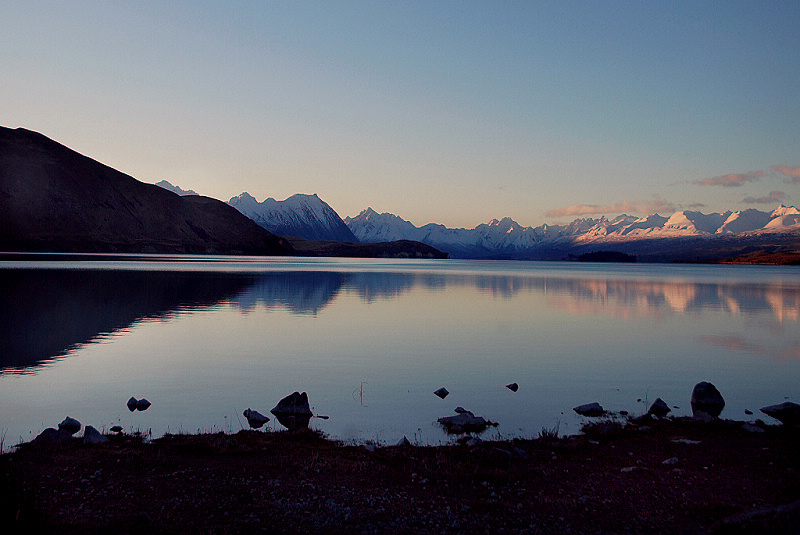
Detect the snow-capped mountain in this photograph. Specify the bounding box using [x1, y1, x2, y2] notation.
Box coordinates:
[155, 180, 198, 196]
[228, 192, 357, 242]
[346, 205, 800, 259]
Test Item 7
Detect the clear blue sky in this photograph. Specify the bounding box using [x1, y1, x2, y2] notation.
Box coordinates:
[2, 1, 798, 227]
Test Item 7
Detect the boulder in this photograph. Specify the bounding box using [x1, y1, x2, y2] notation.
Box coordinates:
[505, 383, 519, 392]
[83, 425, 109, 444]
[760, 401, 800, 426]
[648, 398, 671, 417]
[135, 398, 151, 411]
[573, 402, 605, 417]
[690, 381, 725, 418]
[271, 391, 313, 430]
[434, 387, 449, 399]
[110, 425, 123, 434]
[395, 436, 411, 447]
[243, 408, 270, 429]
[32, 427, 72, 445]
[438, 408, 496, 434]
[58, 416, 81, 435]
[127, 397, 138, 412]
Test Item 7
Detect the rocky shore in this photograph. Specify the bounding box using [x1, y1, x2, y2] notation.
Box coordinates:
[2, 412, 799, 534]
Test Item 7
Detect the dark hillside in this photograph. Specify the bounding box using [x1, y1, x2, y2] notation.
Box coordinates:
[0, 127, 293, 255]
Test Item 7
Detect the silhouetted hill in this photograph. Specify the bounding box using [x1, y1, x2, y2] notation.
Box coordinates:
[0, 127, 293, 255]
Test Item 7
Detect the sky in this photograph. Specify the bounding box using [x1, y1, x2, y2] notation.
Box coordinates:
[2, 1, 799, 228]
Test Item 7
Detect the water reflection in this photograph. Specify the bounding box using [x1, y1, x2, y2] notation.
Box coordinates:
[3, 265, 799, 373]
[0, 270, 257, 372]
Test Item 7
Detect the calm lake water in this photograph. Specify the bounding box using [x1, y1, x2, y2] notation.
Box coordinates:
[2, 254, 799, 446]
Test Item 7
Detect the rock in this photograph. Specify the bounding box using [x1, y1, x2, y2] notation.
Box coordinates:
[744, 409, 753, 415]
[364, 444, 377, 453]
[760, 401, 800, 426]
[83, 425, 109, 444]
[271, 391, 313, 430]
[395, 436, 411, 447]
[110, 425, 123, 434]
[136, 398, 151, 411]
[693, 410, 715, 423]
[648, 398, 671, 417]
[661, 457, 679, 466]
[690, 381, 725, 418]
[434, 387, 449, 399]
[243, 408, 270, 429]
[573, 402, 605, 417]
[454, 406, 469, 414]
[127, 397, 138, 412]
[741, 423, 765, 433]
[465, 436, 483, 447]
[58, 416, 81, 435]
[505, 382, 519, 392]
[438, 409, 496, 434]
[33, 427, 72, 444]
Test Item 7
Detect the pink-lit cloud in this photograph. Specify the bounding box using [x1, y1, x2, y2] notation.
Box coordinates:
[742, 191, 787, 204]
[772, 165, 800, 184]
[693, 170, 764, 187]
[546, 197, 675, 218]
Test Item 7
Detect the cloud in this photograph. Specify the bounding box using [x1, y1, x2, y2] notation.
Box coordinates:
[693, 170, 764, 187]
[546, 197, 675, 218]
[742, 191, 787, 204]
[771, 165, 800, 184]
[686, 202, 707, 208]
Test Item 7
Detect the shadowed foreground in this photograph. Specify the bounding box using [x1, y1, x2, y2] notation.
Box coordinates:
[2, 417, 799, 534]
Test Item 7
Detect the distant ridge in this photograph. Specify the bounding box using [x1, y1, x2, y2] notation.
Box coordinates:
[0, 127, 293, 255]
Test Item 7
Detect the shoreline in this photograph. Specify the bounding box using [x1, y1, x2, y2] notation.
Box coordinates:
[4, 414, 799, 533]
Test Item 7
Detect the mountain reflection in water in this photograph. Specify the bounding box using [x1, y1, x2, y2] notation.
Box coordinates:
[2, 265, 799, 373]
[0, 270, 257, 371]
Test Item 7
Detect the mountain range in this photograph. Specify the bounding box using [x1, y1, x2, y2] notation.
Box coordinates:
[0, 127, 444, 258]
[162, 178, 798, 262]
[4, 125, 795, 263]
[345, 206, 800, 261]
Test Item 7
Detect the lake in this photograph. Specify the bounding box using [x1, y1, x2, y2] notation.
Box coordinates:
[1, 254, 799, 447]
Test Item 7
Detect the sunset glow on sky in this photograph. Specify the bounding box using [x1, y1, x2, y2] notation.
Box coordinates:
[1, 1, 798, 228]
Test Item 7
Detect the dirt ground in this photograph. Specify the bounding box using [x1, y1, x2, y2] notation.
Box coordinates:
[2, 416, 799, 534]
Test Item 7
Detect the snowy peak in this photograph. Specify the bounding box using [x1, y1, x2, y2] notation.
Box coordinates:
[716, 209, 772, 234]
[765, 205, 800, 230]
[155, 180, 198, 196]
[229, 193, 357, 242]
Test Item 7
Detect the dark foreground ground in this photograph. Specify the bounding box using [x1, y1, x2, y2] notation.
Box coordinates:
[2, 417, 799, 534]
